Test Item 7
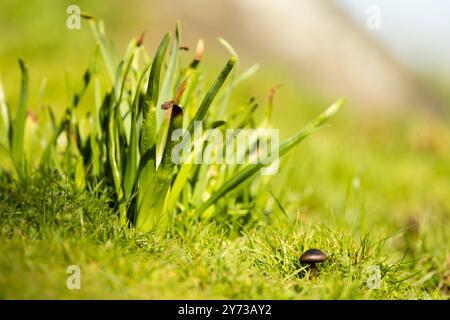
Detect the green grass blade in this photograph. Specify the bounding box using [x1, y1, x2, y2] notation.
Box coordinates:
[63, 49, 100, 165]
[155, 23, 181, 167]
[143, 32, 171, 113]
[89, 78, 102, 177]
[180, 70, 200, 127]
[137, 105, 183, 233]
[139, 32, 171, 160]
[108, 57, 135, 224]
[185, 57, 236, 136]
[89, 130, 101, 177]
[107, 90, 125, 224]
[114, 61, 124, 102]
[156, 22, 180, 131]
[192, 161, 210, 206]
[84, 15, 115, 82]
[136, 32, 171, 228]
[234, 64, 260, 86]
[114, 55, 135, 168]
[74, 156, 86, 190]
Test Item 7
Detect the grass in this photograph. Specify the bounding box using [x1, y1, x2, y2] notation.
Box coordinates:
[0, 155, 447, 299]
[1, 112, 449, 299]
[1, 11, 450, 299]
[0, 16, 342, 235]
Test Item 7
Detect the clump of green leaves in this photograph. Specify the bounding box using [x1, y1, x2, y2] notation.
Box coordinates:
[0, 17, 343, 236]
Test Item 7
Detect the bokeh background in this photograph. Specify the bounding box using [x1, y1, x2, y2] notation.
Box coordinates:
[1, 0, 449, 114]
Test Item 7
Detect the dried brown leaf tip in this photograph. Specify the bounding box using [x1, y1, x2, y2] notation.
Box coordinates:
[189, 39, 204, 69]
[161, 78, 188, 118]
[268, 84, 282, 106]
[136, 31, 146, 47]
[173, 78, 188, 105]
[80, 13, 95, 20]
[161, 101, 175, 110]
[27, 110, 38, 123]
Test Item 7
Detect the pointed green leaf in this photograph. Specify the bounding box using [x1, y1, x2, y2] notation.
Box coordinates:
[156, 22, 180, 131]
[11, 60, 29, 176]
[185, 56, 236, 139]
[136, 31, 171, 228]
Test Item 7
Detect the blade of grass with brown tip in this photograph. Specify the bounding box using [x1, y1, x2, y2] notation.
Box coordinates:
[123, 64, 150, 199]
[89, 78, 102, 177]
[157, 22, 180, 132]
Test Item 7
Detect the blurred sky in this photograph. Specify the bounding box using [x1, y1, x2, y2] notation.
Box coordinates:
[336, 0, 450, 75]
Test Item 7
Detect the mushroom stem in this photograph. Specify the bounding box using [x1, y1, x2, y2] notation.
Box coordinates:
[309, 263, 318, 277]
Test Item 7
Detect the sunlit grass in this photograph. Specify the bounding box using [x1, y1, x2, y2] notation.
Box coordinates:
[0, 10, 449, 299]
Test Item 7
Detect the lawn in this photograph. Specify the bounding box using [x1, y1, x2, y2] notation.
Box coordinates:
[0, 3, 449, 300]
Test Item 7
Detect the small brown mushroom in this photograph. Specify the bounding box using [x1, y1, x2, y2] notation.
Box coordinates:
[300, 248, 328, 276]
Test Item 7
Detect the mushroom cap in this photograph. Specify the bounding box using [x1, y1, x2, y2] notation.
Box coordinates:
[300, 248, 328, 264]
